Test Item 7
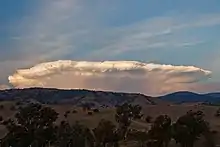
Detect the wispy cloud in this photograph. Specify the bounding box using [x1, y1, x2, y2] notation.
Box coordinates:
[12, 0, 87, 62]
[5, 1, 220, 61]
[1, 0, 220, 92]
[0, 0, 87, 85]
[90, 13, 220, 58]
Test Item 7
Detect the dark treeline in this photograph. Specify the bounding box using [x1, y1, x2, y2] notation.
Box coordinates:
[0, 103, 217, 147]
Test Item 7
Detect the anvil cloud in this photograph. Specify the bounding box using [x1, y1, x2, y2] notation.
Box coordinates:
[8, 60, 211, 95]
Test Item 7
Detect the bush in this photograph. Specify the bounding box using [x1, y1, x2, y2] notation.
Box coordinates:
[145, 116, 152, 123]
[15, 101, 21, 106]
[93, 109, 100, 113]
[136, 114, 143, 119]
[215, 108, 220, 117]
[0, 105, 4, 110]
[87, 112, 93, 115]
[72, 110, 78, 113]
[64, 114, 68, 118]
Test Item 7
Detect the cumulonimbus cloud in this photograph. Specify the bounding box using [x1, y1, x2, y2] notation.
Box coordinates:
[8, 60, 211, 95]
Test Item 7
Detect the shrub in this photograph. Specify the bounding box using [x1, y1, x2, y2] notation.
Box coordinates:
[87, 112, 93, 115]
[93, 109, 100, 113]
[72, 110, 78, 113]
[64, 110, 70, 117]
[0, 105, 4, 110]
[136, 114, 143, 119]
[215, 108, 220, 117]
[64, 114, 68, 118]
[145, 116, 152, 123]
[15, 101, 21, 106]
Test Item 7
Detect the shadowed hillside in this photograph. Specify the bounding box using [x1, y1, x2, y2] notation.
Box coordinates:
[0, 88, 220, 106]
[159, 91, 220, 105]
[0, 88, 155, 107]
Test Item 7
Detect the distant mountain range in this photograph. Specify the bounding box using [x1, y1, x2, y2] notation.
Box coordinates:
[0, 88, 219, 106]
[159, 91, 220, 105]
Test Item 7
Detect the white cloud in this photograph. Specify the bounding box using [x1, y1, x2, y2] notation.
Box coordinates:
[2, 0, 220, 89]
[9, 60, 211, 95]
[0, 0, 90, 85]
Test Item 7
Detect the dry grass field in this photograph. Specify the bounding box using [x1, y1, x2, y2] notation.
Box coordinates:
[0, 101, 220, 147]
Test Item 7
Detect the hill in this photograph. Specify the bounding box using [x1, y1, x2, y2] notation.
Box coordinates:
[159, 91, 220, 104]
[0, 88, 220, 106]
[0, 88, 155, 107]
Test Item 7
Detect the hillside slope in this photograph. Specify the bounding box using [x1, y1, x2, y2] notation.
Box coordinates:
[0, 88, 155, 106]
[159, 91, 220, 104]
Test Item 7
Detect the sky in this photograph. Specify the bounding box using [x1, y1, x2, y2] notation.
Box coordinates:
[0, 0, 220, 95]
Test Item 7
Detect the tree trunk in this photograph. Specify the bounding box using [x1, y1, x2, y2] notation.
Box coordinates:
[113, 142, 119, 147]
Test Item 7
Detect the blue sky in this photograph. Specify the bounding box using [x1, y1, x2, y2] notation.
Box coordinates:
[0, 0, 220, 92]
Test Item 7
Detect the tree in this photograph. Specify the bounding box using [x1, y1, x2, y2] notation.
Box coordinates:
[55, 121, 95, 147]
[1, 103, 58, 147]
[148, 115, 172, 147]
[115, 103, 142, 140]
[127, 129, 148, 147]
[172, 110, 209, 147]
[93, 119, 119, 147]
[203, 130, 216, 147]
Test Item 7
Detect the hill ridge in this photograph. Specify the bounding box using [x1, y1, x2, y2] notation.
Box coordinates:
[0, 88, 219, 105]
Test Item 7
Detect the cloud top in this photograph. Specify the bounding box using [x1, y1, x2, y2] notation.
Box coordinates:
[8, 60, 211, 95]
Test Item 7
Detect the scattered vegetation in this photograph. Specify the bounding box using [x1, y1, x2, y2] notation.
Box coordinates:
[1, 103, 58, 146]
[0, 103, 217, 147]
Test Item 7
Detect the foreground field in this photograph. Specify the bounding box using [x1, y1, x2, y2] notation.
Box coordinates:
[0, 101, 220, 147]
